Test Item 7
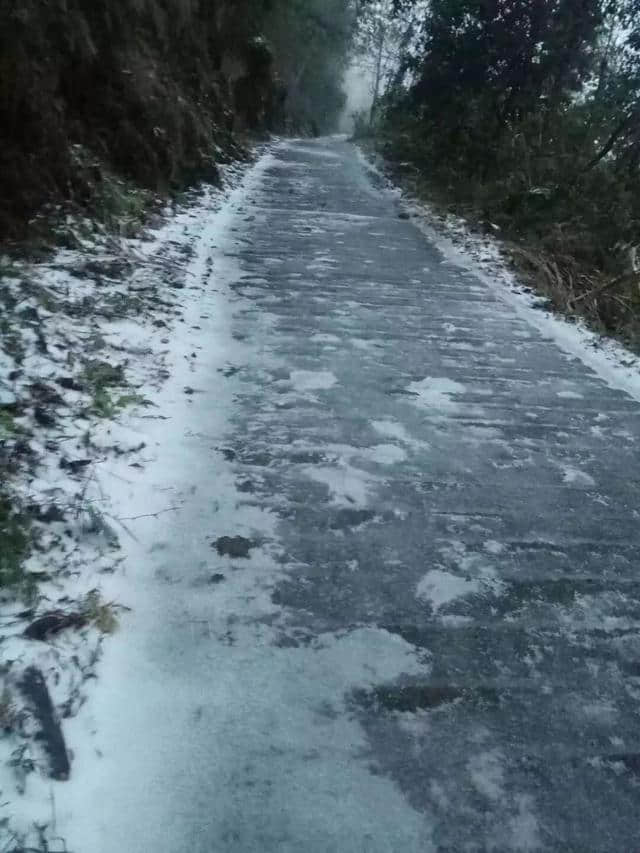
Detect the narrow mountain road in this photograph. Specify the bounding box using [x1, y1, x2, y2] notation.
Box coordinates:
[61, 139, 640, 852]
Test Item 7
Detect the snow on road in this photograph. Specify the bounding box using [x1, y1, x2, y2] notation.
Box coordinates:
[4, 137, 640, 851]
[50, 145, 432, 852]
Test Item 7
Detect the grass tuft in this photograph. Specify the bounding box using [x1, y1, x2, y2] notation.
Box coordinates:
[0, 497, 30, 592]
[82, 590, 119, 634]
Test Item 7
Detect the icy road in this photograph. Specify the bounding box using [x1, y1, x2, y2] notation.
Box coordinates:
[59, 138, 640, 851]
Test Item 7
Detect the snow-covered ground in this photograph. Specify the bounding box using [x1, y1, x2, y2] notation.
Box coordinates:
[4, 136, 640, 850]
[0, 149, 273, 850]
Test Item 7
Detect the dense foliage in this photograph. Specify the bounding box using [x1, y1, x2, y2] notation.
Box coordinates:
[370, 0, 640, 341]
[0, 0, 354, 236]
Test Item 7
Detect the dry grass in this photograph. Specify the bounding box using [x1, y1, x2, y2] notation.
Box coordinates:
[506, 242, 640, 343]
[82, 590, 119, 634]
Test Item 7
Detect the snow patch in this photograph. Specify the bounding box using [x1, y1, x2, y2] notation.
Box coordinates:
[0, 383, 17, 406]
[372, 419, 423, 446]
[467, 750, 506, 802]
[290, 369, 338, 392]
[407, 377, 466, 413]
[305, 463, 375, 507]
[362, 444, 407, 465]
[416, 570, 480, 611]
[508, 795, 541, 852]
[561, 465, 596, 487]
[557, 390, 584, 399]
[484, 540, 506, 555]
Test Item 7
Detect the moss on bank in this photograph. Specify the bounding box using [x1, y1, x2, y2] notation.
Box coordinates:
[0, 497, 31, 595]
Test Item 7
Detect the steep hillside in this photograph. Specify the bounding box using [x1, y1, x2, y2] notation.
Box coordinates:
[0, 0, 350, 239]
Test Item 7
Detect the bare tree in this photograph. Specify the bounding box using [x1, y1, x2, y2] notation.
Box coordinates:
[353, 0, 409, 125]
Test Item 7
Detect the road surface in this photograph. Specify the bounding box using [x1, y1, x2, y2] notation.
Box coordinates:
[62, 138, 640, 852]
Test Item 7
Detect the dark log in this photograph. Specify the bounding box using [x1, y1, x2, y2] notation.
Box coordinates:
[19, 667, 70, 781]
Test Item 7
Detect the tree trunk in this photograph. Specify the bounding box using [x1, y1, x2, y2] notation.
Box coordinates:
[369, 23, 384, 127]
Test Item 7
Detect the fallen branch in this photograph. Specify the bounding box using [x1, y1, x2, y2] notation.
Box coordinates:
[571, 271, 638, 305]
[115, 505, 181, 522]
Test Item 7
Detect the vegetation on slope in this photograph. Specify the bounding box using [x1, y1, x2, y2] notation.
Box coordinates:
[0, 0, 354, 239]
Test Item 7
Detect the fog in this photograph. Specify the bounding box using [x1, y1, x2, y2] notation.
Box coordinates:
[339, 63, 374, 133]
